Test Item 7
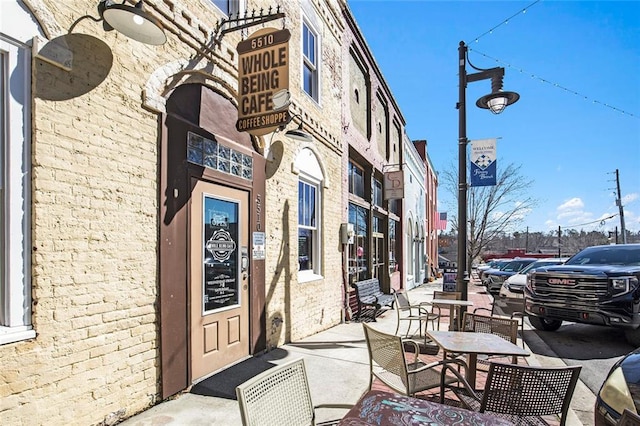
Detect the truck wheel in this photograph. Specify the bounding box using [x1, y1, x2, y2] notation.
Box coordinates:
[624, 328, 640, 347]
[529, 316, 562, 331]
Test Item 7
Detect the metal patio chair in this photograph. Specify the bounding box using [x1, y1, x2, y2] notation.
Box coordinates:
[474, 295, 527, 348]
[432, 290, 462, 330]
[362, 323, 466, 397]
[394, 291, 440, 339]
[440, 361, 582, 426]
[235, 358, 352, 426]
[619, 409, 640, 426]
[461, 311, 521, 367]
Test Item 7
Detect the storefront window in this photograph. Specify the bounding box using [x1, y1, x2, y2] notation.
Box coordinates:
[348, 161, 365, 198]
[348, 203, 369, 282]
[373, 177, 383, 207]
[389, 219, 399, 275]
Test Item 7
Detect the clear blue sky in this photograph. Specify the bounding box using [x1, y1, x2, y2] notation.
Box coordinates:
[347, 0, 640, 235]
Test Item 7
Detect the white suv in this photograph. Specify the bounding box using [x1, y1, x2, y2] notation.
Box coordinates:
[499, 258, 569, 298]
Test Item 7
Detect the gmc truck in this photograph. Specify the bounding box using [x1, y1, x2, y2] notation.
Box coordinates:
[525, 244, 640, 346]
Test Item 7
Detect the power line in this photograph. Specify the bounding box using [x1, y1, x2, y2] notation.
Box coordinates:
[559, 214, 617, 230]
[467, 0, 638, 119]
[468, 48, 639, 119]
[470, 0, 542, 44]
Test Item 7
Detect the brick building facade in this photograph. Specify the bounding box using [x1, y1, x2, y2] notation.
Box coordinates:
[1, 1, 438, 424]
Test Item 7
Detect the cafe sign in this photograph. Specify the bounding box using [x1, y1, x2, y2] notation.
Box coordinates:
[236, 28, 291, 136]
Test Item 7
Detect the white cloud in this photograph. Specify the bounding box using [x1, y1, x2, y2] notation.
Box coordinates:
[623, 192, 639, 205]
[557, 197, 584, 212]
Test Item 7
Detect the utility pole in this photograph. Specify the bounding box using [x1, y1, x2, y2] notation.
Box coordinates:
[558, 226, 561, 258]
[614, 169, 627, 244]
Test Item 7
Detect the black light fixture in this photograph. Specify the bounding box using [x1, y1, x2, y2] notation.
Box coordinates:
[456, 41, 519, 306]
[98, 0, 166, 45]
[284, 114, 313, 142]
[475, 72, 520, 114]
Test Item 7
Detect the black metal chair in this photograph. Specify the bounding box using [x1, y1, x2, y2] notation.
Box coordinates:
[474, 295, 526, 348]
[440, 361, 582, 426]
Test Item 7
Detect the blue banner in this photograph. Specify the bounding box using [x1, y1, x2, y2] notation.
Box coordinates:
[470, 139, 497, 187]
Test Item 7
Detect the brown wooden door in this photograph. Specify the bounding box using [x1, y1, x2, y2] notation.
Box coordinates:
[190, 179, 249, 381]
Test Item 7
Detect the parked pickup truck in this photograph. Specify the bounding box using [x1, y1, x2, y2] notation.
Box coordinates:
[525, 244, 640, 346]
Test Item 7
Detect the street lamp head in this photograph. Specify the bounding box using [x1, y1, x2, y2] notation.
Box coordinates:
[476, 90, 520, 114]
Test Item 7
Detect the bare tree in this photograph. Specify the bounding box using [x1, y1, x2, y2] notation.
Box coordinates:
[441, 162, 538, 271]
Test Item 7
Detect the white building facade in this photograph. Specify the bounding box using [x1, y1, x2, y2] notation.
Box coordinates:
[402, 132, 427, 289]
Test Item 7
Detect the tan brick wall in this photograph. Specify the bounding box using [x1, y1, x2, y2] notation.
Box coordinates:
[262, 0, 345, 346]
[348, 52, 368, 136]
[0, 2, 163, 421]
[1, 0, 346, 424]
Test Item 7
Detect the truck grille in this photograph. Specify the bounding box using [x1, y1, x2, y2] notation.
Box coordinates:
[531, 273, 608, 302]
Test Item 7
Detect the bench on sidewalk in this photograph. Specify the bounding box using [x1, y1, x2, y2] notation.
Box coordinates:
[351, 278, 394, 321]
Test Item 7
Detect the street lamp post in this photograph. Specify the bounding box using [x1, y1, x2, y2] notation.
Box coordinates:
[456, 41, 520, 304]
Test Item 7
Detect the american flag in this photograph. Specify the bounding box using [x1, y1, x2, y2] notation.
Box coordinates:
[435, 212, 448, 230]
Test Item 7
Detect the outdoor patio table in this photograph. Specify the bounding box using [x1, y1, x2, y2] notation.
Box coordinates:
[425, 330, 530, 390]
[430, 298, 474, 331]
[338, 389, 514, 425]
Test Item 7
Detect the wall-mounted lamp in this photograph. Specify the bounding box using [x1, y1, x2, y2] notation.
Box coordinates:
[69, 0, 166, 45]
[100, 0, 166, 45]
[282, 114, 313, 143]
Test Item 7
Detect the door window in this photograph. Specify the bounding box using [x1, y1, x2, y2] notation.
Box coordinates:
[202, 196, 239, 312]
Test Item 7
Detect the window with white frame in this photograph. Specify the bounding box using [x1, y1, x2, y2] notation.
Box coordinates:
[302, 21, 319, 101]
[298, 180, 317, 271]
[0, 33, 34, 345]
[210, 0, 241, 16]
[296, 148, 323, 280]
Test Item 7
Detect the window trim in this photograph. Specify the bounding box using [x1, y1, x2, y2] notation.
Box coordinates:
[348, 161, 365, 198]
[0, 35, 35, 345]
[210, 0, 242, 17]
[295, 148, 324, 282]
[301, 18, 320, 103]
[298, 177, 322, 282]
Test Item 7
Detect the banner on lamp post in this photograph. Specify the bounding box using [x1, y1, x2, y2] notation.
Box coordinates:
[470, 138, 497, 187]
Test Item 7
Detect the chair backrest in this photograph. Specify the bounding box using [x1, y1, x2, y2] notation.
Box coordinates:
[491, 296, 525, 318]
[462, 312, 518, 345]
[432, 291, 461, 312]
[481, 362, 582, 426]
[619, 409, 640, 426]
[433, 290, 461, 301]
[395, 291, 411, 310]
[362, 323, 410, 394]
[235, 358, 315, 426]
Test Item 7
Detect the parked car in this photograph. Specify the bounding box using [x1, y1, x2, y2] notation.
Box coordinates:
[525, 243, 640, 346]
[484, 258, 537, 294]
[478, 259, 511, 285]
[595, 347, 640, 425]
[499, 258, 569, 298]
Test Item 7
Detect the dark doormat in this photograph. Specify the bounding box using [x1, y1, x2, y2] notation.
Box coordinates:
[190, 357, 277, 400]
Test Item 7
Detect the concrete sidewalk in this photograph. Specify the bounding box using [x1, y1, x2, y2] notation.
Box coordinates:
[119, 280, 591, 425]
